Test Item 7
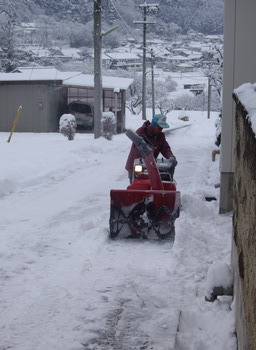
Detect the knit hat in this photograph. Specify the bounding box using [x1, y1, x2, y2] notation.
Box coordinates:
[151, 114, 169, 128]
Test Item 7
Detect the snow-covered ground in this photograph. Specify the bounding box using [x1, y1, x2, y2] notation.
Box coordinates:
[0, 110, 236, 350]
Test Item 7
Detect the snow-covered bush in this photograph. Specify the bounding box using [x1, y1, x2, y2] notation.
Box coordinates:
[59, 114, 77, 141]
[205, 262, 233, 302]
[102, 112, 116, 141]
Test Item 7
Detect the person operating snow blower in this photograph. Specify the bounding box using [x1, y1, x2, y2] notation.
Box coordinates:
[125, 114, 177, 183]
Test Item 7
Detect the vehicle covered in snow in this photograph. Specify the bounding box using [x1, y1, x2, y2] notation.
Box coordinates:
[68, 101, 94, 130]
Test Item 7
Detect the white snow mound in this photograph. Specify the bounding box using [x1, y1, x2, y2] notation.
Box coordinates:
[206, 262, 233, 296]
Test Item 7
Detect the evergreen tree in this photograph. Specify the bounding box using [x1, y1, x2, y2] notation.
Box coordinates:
[0, 20, 16, 72]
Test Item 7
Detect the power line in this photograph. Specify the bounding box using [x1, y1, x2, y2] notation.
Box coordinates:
[108, 0, 139, 43]
[28, 23, 50, 80]
[134, 2, 159, 120]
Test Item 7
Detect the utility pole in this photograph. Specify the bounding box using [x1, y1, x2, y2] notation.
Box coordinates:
[134, 2, 159, 120]
[207, 75, 212, 119]
[93, 0, 118, 138]
[141, 3, 147, 120]
[150, 49, 155, 116]
[94, 0, 102, 139]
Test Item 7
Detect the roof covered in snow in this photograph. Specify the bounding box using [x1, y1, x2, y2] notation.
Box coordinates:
[63, 74, 134, 90]
[0, 67, 134, 91]
[101, 52, 140, 60]
[169, 55, 192, 61]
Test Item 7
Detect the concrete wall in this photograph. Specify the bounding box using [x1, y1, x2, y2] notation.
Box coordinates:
[220, 0, 256, 213]
[233, 93, 256, 350]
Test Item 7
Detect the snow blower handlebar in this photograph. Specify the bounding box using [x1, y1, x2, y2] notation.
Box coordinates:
[126, 129, 152, 158]
[126, 130, 164, 190]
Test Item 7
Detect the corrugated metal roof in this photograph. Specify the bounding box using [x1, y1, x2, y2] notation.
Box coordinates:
[63, 74, 134, 90]
[0, 67, 134, 90]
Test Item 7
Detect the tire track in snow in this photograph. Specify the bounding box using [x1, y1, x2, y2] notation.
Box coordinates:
[78, 239, 180, 350]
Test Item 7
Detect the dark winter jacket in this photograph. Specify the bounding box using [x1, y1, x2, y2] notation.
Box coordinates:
[125, 121, 174, 172]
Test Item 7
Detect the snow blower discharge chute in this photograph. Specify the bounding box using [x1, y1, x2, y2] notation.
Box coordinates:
[109, 130, 181, 239]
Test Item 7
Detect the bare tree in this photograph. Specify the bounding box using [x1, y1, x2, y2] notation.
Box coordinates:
[126, 75, 142, 115]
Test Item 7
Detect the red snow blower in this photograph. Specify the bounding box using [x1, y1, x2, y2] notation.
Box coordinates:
[109, 130, 181, 239]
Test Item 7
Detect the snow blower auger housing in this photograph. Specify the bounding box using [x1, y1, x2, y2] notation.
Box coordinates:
[109, 130, 181, 239]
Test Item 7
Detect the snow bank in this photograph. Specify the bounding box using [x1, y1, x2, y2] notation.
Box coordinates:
[234, 82, 256, 135]
[0, 133, 115, 197]
[205, 262, 233, 300]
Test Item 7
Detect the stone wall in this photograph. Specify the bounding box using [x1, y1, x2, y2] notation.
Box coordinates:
[233, 92, 256, 350]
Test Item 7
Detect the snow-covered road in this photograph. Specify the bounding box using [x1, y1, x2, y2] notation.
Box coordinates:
[0, 111, 236, 350]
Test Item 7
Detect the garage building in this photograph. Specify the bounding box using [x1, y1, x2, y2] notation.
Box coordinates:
[0, 67, 133, 133]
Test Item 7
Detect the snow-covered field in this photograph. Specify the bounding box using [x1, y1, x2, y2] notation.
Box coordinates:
[0, 110, 236, 350]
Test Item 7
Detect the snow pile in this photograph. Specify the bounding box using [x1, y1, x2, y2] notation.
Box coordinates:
[59, 113, 76, 140]
[0, 133, 112, 198]
[178, 111, 190, 121]
[205, 262, 233, 300]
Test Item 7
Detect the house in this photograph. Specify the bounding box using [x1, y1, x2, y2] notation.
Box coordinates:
[155, 61, 170, 70]
[185, 42, 203, 53]
[18, 45, 83, 65]
[100, 52, 142, 70]
[205, 35, 223, 43]
[183, 83, 205, 94]
[167, 55, 192, 71]
[176, 63, 194, 73]
[0, 67, 133, 133]
[171, 48, 191, 57]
